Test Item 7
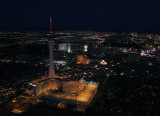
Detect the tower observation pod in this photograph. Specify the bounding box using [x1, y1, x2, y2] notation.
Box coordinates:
[47, 17, 57, 78]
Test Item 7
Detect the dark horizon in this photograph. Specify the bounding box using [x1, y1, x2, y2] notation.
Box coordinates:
[0, 0, 160, 34]
[0, 28, 159, 35]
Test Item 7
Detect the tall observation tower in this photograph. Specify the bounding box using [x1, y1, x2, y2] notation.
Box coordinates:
[47, 17, 56, 78]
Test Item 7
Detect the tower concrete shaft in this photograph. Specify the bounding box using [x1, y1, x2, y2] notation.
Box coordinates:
[48, 40, 55, 78]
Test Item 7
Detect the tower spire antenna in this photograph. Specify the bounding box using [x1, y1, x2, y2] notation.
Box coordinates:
[50, 17, 52, 32]
[47, 17, 56, 78]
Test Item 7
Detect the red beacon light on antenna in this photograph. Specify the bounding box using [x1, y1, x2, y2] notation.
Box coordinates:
[47, 17, 57, 41]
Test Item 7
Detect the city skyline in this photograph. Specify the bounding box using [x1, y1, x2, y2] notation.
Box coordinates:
[0, 29, 160, 115]
[1, 1, 160, 115]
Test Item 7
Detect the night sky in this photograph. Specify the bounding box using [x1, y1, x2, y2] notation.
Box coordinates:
[0, 0, 160, 33]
